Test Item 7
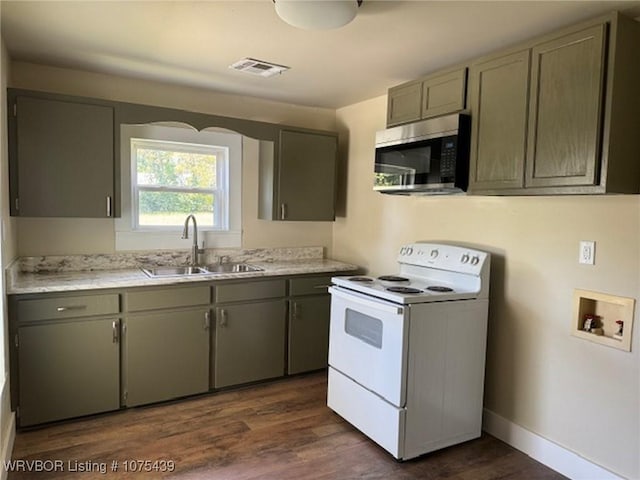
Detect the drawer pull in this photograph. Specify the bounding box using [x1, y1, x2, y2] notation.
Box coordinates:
[56, 305, 87, 312]
[313, 285, 332, 289]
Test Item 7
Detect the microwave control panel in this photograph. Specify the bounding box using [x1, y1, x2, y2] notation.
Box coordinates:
[440, 135, 457, 178]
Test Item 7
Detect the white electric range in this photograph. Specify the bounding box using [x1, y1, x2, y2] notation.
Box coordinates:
[327, 242, 491, 460]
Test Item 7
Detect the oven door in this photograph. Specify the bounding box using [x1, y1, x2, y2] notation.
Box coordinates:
[328, 286, 409, 407]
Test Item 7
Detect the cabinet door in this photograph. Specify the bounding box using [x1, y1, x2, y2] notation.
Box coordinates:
[278, 130, 337, 221]
[214, 300, 286, 388]
[15, 96, 114, 217]
[125, 309, 210, 407]
[526, 25, 605, 187]
[468, 50, 531, 191]
[288, 295, 331, 374]
[421, 68, 467, 119]
[387, 82, 422, 127]
[18, 318, 120, 426]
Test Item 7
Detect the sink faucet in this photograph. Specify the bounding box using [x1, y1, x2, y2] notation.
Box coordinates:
[181, 214, 205, 266]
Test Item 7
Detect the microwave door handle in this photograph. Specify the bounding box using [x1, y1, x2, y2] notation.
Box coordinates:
[328, 287, 404, 316]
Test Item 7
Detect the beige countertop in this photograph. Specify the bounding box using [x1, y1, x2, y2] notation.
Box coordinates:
[6, 258, 359, 295]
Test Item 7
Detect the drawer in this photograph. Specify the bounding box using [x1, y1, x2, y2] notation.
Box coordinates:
[288, 275, 334, 296]
[215, 279, 286, 303]
[17, 294, 120, 322]
[127, 286, 210, 312]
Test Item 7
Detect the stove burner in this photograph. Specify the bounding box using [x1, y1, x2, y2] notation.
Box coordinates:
[378, 275, 410, 282]
[387, 286, 423, 294]
[349, 277, 374, 283]
[427, 286, 454, 292]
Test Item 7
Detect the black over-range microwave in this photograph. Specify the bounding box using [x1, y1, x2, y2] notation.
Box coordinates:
[374, 113, 471, 195]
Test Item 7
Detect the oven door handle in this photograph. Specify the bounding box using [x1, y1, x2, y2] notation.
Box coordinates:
[329, 287, 404, 316]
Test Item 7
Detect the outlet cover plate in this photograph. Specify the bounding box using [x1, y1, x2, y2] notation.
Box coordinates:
[579, 240, 595, 265]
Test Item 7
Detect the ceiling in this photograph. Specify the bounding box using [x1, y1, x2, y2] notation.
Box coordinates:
[2, 1, 640, 110]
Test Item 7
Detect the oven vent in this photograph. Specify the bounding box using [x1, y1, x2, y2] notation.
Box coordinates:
[229, 57, 290, 78]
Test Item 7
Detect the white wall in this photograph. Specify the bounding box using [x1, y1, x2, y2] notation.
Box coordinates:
[9, 62, 335, 257]
[333, 95, 640, 479]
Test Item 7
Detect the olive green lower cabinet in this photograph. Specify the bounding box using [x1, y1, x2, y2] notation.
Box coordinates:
[11, 272, 348, 426]
[18, 319, 120, 427]
[288, 276, 333, 374]
[123, 286, 211, 407]
[12, 293, 121, 427]
[213, 280, 287, 388]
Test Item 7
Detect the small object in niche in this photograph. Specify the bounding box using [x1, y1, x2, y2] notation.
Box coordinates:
[590, 327, 604, 336]
[583, 314, 600, 331]
[614, 320, 624, 339]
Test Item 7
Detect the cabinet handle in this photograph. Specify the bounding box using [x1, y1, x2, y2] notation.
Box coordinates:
[56, 305, 87, 312]
[313, 284, 332, 290]
[293, 302, 300, 318]
[106, 196, 112, 217]
[219, 309, 228, 327]
[112, 319, 120, 343]
[204, 311, 211, 330]
[280, 203, 287, 220]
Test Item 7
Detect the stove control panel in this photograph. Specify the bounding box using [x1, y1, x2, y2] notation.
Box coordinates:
[397, 243, 488, 275]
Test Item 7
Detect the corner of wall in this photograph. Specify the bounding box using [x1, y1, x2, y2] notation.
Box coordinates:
[0, 380, 15, 480]
[1, 33, 17, 473]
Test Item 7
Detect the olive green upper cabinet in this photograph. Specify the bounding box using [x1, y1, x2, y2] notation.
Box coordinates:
[525, 25, 605, 188]
[468, 12, 640, 195]
[387, 81, 423, 126]
[260, 129, 337, 221]
[9, 92, 115, 217]
[387, 67, 467, 127]
[468, 50, 531, 191]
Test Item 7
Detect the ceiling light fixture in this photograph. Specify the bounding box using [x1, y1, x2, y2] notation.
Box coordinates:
[274, 0, 362, 30]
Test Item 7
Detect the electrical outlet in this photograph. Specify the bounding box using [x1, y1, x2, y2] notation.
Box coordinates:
[579, 240, 595, 265]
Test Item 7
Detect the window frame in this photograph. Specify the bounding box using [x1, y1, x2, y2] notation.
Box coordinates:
[130, 138, 229, 231]
[116, 124, 242, 251]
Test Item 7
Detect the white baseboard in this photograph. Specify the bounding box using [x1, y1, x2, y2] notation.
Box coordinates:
[482, 408, 624, 480]
[0, 412, 15, 480]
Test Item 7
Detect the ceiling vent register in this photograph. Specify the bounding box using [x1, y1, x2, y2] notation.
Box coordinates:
[229, 58, 290, 78]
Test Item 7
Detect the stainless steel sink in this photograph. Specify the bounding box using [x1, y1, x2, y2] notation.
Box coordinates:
[206, 263, 264, 273]
[141, 263, 263, 277]
[141, 266, 210, 277]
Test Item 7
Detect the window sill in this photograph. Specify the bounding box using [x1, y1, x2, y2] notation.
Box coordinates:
[115, 230, 241, 251]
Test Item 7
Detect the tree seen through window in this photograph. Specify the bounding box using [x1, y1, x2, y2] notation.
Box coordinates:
[132, 139, 227, 228]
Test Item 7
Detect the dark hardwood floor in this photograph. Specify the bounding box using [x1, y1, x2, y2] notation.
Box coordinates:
[9, 372, 566, 479]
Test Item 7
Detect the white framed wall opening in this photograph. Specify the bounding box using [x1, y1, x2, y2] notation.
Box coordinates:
[117, 123, 242, 250]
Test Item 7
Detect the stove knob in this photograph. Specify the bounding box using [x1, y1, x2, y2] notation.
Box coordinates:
[461, 254, 470, 264]
[471, 256, 480, 265]
[406, 247, 413, 255]
[430, 249, 439, 259]
[400, 247, 406, 255]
